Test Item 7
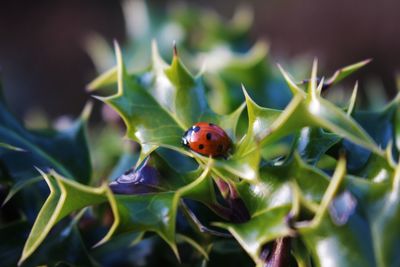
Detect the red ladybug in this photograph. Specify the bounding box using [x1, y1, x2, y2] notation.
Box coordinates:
[182, 122, 231, 157]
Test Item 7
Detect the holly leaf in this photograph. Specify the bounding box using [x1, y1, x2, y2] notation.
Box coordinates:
[164, 45, 207, 128]
[0, 142, 26, 152]
[86, 66, 118, 92]
[300, 210, 376, 267]
[300, 179, 393, 267]
[325, 59, 371, 87]
[18, 169, 112, 265]
[96, 42, 261, 183]
[107, 158, 218, 257]
[23, 218, 97, 267]
[95, 42, 187, 160]
[0, 85, 92, 184]
[345, 162, 400, 267]
[299, 59, 372, 90]
[219, 153, 332, 265]
[234, 87, 280, 156]
[198, 42, 270, 113]
[19, 156, 219, 264]
[1, 176, 42, 206]
[214, 205, 292, 265]
[344, 98, 398, 176]
[297, 127, 341, 165]
[256, 61, 380, 157]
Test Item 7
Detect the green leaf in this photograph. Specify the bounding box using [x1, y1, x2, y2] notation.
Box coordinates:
[97, 42, 256, 183]
[112, 192, 179, 256]
[227, 153, 333, 265]
[238, 153, 329, 217]
[18, 169, 112, 265]
[199, 41, 272, 114]
[214, 205, 292, 265]
[298, 59, 371, 89]
[342, 99, 397, 178]
[108, 159, 217, 257]
[86, 66, 118, 92]
[1, 219, 94, 267]
[1, 176, 42, 206]
[297, 156, 380, 267]
[228, 153, 349, 265]
[89, 232, 145, 266]
[256, 64, 381, 157]
[0, 142, 26, 152]
[235, 86, 281, 157]
[291, 238, 313, 267]
[11, 3, 400, 266]
[164, 45, 207, 128]
[83, 24, 399, 267]
[307, 94, 378, 153]
[325, 59, 372, 88]
[176, 233, 209, 260]
[214, 102, 246, 140]
[20, 156, 219, 264]
[346, 162, 400, 267]
[300, 211, 376, 267]
[298, 127, 341, 165]
[23, 218, 97, 267]
[96, 42, 186, 160]
[215, 146, 261, 182]
[0, 94, 92, 184]
[346, 82, 358, 115]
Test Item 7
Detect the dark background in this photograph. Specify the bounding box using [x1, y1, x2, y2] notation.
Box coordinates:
[1, 0, 399, 119]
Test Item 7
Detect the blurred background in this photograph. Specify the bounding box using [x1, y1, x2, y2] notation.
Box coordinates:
[1, 0, 399, 120]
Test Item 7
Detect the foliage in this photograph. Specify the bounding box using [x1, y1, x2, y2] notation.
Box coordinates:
[1, 2, 400, 267]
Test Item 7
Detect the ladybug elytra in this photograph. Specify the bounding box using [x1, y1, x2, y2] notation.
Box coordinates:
[181, 122, 231, 157]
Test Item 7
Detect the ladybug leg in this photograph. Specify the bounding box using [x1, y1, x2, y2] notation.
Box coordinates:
[181, 130, 190, 147]
[181, 137, 190, 147]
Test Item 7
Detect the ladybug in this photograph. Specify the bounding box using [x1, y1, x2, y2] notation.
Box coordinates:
[181, 122, 231, 157]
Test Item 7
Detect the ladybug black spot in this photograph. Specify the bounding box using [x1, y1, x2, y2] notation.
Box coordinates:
[209, 123, 215, 126]
[193, 126, 201, 132]
[206, 132, 212, 140]
[198, 144, 204, 150]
